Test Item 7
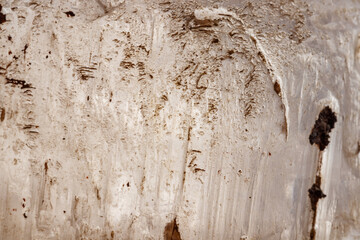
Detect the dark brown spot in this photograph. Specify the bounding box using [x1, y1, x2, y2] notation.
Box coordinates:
[161, 95, 168, 101]
[96, 188, 101, 200]
[274, 81, 281, 95]
[309, 106, 337, 151]
[111, 231, 115, 238]
[310, 229, 316, 240]
[44, 161, 48, 175]
[64, 11, 75, 17]
[0, 5, 6, 24]
[22, 44, 28, 55]
[127, 182, 130, 187]
[211, 38, 219, 43]
[7, 35, 12, 41]
[187, 126, 192, 141]
[308, 183, 326, 211]
[5, 78, 34, 89]
[164, 218, 182, 240]
[23, 213, 27, 218]
[1, 108, 5, 122]
[227, 50, 234, 55]
[120, 61, 135, 69]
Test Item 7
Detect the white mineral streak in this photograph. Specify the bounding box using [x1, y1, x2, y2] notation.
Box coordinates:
[0, 0, 359, 239]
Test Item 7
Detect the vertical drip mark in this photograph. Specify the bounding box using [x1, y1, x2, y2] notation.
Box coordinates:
[307, 106, 336, 239]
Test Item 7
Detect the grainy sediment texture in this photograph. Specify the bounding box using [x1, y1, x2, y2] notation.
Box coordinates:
[0, 0, 360, 239]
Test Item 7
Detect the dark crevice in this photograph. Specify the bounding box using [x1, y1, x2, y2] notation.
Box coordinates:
[309, 106, 337, 151]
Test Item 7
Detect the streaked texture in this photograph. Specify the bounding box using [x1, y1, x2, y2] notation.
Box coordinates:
[0, 0, 360, 239]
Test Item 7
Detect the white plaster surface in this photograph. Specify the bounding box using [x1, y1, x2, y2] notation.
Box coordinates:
[0, 0, 360, 239]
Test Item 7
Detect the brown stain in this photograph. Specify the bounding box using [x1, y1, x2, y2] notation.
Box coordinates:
[308, 181, 326, 211]
[96, 187, 101, 200]
[77, 66, 96, 81]
[164, 218, 182, 240]
[5, 78, 34, 89]
[1, 108, 5, 122]
[111, 231, 115, 238]
[274, 81, 281, 95]
[120, 61, 135, 69]
[308, 143, 328, 239]
[187, 126, 192, 141]
[64, 11, 75, 17]
[140, 175, 146, 193]
[22, 44, 29, 59]
[0, 5, 6, 24]
[44, 161, 48, 175]
[161, 95, 168, 101]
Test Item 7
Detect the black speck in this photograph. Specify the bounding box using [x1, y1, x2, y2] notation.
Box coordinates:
[127, 182, 130, 187]
[23, 213, 27, 218]
[87, 96, 89, 101]
[64, 11, 75, 17]
[8, 35, 12, 41]
[309, 106, 337, 151]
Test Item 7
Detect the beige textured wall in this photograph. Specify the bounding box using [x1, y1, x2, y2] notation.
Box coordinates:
[0, 0, 360, 239]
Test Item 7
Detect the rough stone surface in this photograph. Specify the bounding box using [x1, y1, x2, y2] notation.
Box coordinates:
[0, 0, 360, 239]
